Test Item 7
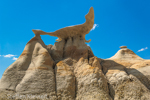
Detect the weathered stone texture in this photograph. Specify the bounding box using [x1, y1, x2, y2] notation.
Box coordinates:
[102, 46, 150, 100]
[55, 58, 76, 100]
[0, 6, 150, 100]
[74, 57, 112, 100]
[32, 7, 94, 43]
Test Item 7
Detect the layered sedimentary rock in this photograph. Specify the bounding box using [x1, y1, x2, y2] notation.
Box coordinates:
[15, 35, 56, 96]
[55, 58, 76, 100]
[0, 7, 150, 100]
[0, 35, 57, 99]
[1, 38, 150, 100]
[102, 46, 150, 100]
[74, 57, 112, 100]
[48, 36, 94, 63]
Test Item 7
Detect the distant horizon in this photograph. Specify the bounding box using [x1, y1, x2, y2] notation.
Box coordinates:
[0, 0, 150, 79]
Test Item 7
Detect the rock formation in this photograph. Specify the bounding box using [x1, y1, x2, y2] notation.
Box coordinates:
[32, 7, 94, 43]
[102, 46, 150, 100]
[0, 7, 150, 100]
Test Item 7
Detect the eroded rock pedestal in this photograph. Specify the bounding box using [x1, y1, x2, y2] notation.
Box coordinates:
[0, 6, 150, 100]
[0, 34, 150, 100]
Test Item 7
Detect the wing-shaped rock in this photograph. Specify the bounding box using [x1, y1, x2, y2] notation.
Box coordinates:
[32, 7, 94, 43]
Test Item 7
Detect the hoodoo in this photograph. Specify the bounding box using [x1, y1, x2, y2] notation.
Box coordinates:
[110, 46, 144, 61]
[0, 7, 150, 100]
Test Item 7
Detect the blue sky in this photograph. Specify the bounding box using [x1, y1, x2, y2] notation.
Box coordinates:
[0, 0, 150, 79]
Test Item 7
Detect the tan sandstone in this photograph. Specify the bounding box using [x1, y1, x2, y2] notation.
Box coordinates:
[102, 46, 150, 100]
[0, 7, 150, 100]
[32, 7, 94, 43]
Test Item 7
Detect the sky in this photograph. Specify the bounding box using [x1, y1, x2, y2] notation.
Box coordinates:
[0, 0, 150, 79]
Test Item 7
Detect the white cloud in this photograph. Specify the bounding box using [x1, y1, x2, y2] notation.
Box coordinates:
[91, 24, 98, 31]
[12, 57, 18, 60]
[137, 47, 148, 52]
[0, 55, 1, 56]
[87, 44, 90, 46]
[4, 54, 16, 58]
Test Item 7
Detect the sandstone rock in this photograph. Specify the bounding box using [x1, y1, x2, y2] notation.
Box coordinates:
[119, 46, 127, 49]
[1, 7, 150, 100]
[0, 35, 42, 91]
[127, 60, 150, 90]
[32, 7, 94, 43]
[55, 58, 76, 100]
[74, 57, 112, 100]
[48, 36, 94, 62]
[63, 36, 89, 61]
[109, 46, 144, 61]
[50, 40, 65, 62]
[1, 38, 150, 100]
[46, 44, 53, 54]
[0, 35, 57, 99]
[16, 35, 56, 95]
[102, 46, 150, 100]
